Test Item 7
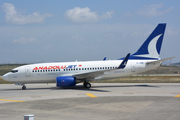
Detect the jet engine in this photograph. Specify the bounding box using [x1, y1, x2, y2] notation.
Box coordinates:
[56, 76, 76, 87]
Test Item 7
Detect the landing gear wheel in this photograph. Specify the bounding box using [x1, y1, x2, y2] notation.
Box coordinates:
[83, 82, 91, 89]
[86, 83, 91, 89]
[22, 86, 26, 90]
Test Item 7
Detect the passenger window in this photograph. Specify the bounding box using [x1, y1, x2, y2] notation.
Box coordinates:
[79, 68, 81, 70]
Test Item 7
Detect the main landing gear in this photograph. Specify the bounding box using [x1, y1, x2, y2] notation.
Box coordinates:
[83, 82, 91, 89]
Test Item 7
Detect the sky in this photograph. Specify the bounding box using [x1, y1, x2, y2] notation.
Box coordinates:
[0, 0, 179, 63]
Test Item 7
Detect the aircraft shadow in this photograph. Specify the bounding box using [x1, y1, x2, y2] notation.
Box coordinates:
[51, 84, 159, 92]
[52, 85, 110, 92]
[0, 84, 159, 92]
[0, 87, 55, 91]
[91, 84, 159, 88]
[0, 85, 110, 92]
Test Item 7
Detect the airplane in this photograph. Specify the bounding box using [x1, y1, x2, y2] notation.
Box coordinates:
[2, 23, 174, 90]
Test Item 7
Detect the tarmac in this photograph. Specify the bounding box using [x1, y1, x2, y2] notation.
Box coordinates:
[0, 83, 180, 120]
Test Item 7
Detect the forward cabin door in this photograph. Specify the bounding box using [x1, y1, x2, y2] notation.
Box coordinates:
[25, 67, 31, 77]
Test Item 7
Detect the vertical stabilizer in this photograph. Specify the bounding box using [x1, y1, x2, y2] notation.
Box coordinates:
[121, 23, 166, 60]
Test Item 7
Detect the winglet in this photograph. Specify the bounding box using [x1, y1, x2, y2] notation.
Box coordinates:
[118, 53, 130, 69]
[103, 57, 106, 61]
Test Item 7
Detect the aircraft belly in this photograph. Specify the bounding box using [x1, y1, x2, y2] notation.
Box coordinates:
[32, 77, 55, 83]
[99, 69, 132, 80]
[11, 73, 56, 84]
[13, 77, 55, 84]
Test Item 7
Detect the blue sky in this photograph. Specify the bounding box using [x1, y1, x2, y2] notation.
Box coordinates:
[0, 0, 179, 63]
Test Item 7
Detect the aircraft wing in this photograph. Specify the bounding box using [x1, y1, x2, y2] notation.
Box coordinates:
[146, 57, 175, 65]
[73, 53, 130, 80]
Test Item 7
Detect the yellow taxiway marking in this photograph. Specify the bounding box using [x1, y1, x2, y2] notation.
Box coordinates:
[0, 99, 25, 102]
[85, 93, 97, 98]
[174, 94, 180, 97]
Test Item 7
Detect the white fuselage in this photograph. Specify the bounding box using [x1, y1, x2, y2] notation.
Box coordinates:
[3, 59, 160, 84]
[1, 23, 167, 90]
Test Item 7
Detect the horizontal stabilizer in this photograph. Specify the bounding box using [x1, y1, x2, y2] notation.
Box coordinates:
[146, 57, 176, 65]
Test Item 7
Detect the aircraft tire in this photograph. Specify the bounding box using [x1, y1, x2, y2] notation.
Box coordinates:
[85, 83, 91, 89]
[83, 82, 91, 88]
[22, 86, 26, 90]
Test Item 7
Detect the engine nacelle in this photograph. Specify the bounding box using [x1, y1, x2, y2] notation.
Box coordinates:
[56, 76, 76, 87]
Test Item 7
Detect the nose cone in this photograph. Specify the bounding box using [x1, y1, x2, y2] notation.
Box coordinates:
[2, 74, 9, 81]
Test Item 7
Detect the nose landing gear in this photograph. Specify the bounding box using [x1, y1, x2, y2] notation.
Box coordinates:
[22, 85, 26, 90]
[15, 83, 27, 90]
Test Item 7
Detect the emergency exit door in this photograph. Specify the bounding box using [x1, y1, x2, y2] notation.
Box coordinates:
[131, 62, 136, 72]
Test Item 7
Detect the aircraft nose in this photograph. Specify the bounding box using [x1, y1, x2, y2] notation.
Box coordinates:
[2, 74, 9, 81]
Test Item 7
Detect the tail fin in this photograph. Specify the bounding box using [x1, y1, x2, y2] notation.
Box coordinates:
[122, 23, 166, 60]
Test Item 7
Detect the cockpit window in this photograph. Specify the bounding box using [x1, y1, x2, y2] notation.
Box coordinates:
[11, 70, 18, 73]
